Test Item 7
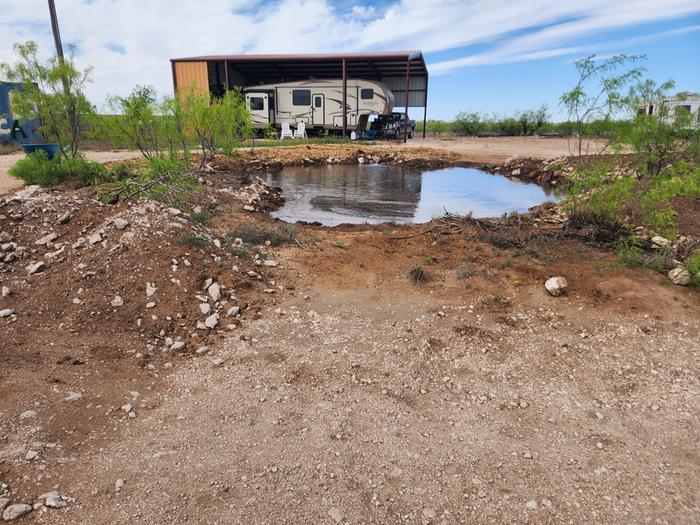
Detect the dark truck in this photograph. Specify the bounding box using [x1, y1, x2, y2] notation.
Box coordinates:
[369, 112, 416, 139]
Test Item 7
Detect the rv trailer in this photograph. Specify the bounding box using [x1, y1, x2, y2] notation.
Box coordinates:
[244, 79, 394, 135]
[637, 93, 700, 129]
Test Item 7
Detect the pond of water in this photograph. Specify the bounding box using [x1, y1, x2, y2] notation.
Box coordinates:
[262, 164, 558, 226]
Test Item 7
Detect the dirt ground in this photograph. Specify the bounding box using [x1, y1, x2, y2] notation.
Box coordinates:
[1, 144, 698, 524]
[404, 136, 609, 163]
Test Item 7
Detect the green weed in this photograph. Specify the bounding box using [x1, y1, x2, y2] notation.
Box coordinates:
[178, 232, 208, 248]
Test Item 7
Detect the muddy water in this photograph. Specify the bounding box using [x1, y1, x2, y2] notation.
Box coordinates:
[263, 164, 558, 226]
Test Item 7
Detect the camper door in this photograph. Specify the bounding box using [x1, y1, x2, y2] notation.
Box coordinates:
[246, 93, 269, 126]
[312, 94, 324, 126]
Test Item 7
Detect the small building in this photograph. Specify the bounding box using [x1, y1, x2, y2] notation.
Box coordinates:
[169, 51, 429, 140]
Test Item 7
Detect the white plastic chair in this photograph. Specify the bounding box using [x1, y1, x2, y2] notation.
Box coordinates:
[294, 122, 307, 139]
[280, 122, 293, 140]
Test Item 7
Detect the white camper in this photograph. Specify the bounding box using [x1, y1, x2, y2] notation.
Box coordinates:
[637, 93, 700, 128]
[244, 79, 394, 135]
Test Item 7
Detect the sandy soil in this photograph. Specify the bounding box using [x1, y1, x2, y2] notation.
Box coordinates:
[0, 150, 141, 196]
[403, 136, 608, 163]
[1, 145, 698, 524]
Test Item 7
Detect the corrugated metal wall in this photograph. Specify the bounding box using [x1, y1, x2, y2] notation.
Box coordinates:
[382, 76, 427, 108]
[173, 62, 209, 98]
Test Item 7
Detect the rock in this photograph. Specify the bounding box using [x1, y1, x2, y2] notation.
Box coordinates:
[541, 498, 553, 509]
[526, 499, 538, 510]
[120, 404, 133, 414]
[146, 302, 156, 309]
[26, 261, 46, 275]
[328, 507, 343, 523]
[196, 346, 210, 355]
[88, 232, 103, 245]
[40, 491, 66, 509]
[2, 503, 32, 521]
[208, 283, 221, 302]
[119, 231, 136, 245]
[111, 296, 124, 308]
[211, 357, 224, 366]
[57, 212, 72, 224]
[227, 306, 240, 317]
[511, 168, 521, 176]
[205, 313, 219, 329]
[113, 218, 129, 230]
[651, 235, 670, 248]
[199, 303, 211, 315]
[35, 232, 58, 246]
[25, 450, 39, 461]
[146, 282, 157, 297]
[668, 267, 691, 286]
[115, 479, 125, 492]
[1, 286, 10, 298]
[19, 410, 36, 419]
[64, 391, 82, 401]
[263, 260, 279, 267]
[0, 500, 8, 513]
[0, 309, 14, 318]
[170, 341, 186, 352]
[545, 276, 568, 296]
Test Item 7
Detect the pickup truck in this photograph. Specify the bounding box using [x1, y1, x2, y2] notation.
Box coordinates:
[369, 112, 416, 139]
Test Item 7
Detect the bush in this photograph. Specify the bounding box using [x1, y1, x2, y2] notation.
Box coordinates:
[107, 156, 198, 207]
[568, 160, 700, 239]
[408, 265, 430, 285]
[9, 150, 106, 186]
[178, 233, 208, 248]
[685, 251, 700, 286]
[104, 86, 184, 160]
[452, 112, 483, 136]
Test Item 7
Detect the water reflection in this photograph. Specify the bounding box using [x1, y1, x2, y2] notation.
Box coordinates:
[262, 164, 557, 226]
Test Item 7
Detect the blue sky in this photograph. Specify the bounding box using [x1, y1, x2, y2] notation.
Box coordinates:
[1, 0, 699, 121]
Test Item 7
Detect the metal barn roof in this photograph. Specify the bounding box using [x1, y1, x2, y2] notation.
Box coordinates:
[170, 51, 429, 139]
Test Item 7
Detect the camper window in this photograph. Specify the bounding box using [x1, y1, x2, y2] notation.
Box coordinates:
[250, 97, 264, 111]
[292, 90, 311, 106]
[361, 89, 374, 100]
[314, 96, 322, 108]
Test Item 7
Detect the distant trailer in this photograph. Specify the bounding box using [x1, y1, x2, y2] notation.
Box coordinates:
[638, 94, 700, 128]
[244, 79, 394, 135]
[169, 51, 429, 142]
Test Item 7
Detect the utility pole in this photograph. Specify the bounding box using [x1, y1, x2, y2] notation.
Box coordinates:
[47, 0, 65, 63]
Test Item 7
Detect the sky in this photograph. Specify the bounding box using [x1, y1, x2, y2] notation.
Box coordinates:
[1, 0, 699, 121]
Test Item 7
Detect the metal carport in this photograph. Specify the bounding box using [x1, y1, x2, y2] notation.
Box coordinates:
[170, 51, 429, 141]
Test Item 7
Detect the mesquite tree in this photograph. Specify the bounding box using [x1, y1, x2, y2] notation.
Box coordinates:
[0, 41, 93, 157]
[560, 54, 645, 156]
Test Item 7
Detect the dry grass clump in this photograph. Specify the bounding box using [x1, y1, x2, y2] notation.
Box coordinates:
[408, 265, 430, 285]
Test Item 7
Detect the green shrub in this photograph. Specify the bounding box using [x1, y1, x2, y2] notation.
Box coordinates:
[190, 211, 211, 225]
[109, 156, 197, 207]
[178, 232, 208, 247]
[685, 250, 700, 287]
[9, 150, 106, 186]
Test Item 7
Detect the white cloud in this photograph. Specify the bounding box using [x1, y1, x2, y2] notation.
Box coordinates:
[1, 0, 698, 107]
